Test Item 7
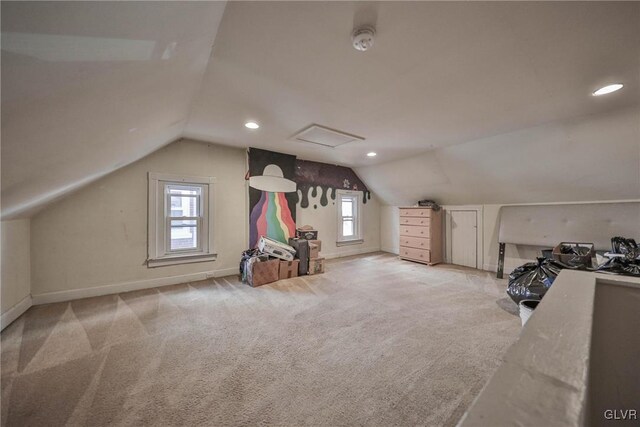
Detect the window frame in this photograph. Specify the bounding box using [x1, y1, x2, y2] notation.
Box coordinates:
[336, 189, 363, 246]
[165, 183, 204, 254]
[148, 172, 217, 267]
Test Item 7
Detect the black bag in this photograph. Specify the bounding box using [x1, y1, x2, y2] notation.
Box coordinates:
[240, 248, 261, 282]
[507, 257, 565, 304]
[596, 237, 640, 277]
[417, 199, 441, 211]
[611, 236, 639, 260]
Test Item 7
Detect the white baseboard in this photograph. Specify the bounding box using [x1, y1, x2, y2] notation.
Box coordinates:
[380, 246, 399, 255]
[484, 262, 527, 275]
[1, 295, 32, 331]
[28, 249, 388, 306]
[322, 246, 381, 260]
[483, 263, 498, 272]
[31, 267, 239, 305]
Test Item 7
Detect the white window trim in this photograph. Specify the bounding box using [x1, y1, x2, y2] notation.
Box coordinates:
[336, 189, 363, 246]
[148, 172, 217, 267]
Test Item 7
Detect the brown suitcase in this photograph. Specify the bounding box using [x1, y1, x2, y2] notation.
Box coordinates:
[288, 238, 309, 275]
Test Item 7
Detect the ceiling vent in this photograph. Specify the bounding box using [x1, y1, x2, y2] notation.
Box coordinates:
[291, 124, 365, 148]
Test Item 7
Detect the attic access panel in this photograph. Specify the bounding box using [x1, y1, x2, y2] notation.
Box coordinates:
[292, 124, 365, 148]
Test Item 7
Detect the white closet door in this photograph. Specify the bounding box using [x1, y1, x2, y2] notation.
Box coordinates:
[451, 210, 477, 268]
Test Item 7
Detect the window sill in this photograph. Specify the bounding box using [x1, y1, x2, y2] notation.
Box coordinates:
[147, 253, 217, 268]
[336, 239, 364, 247]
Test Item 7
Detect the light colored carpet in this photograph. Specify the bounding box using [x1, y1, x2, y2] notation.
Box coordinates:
[1, 252, 520, 426]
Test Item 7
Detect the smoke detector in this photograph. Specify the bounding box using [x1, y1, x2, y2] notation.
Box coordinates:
[352, 26, 376, 52]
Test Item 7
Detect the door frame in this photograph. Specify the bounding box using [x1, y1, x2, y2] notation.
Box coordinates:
[442, 205, 484, 270]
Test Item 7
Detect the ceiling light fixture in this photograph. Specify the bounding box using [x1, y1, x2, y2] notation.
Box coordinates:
[367, 152, 377, 157]
[245, 121, 260, 129]
[592, 83, 623, 96]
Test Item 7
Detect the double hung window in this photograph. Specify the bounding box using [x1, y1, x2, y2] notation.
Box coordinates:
[148, 173, 216, 267]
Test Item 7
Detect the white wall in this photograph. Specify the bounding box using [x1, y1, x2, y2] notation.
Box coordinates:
[296, 191, 381, 258]
[30, 139, 248, 301]
[28, 138, 382, 303]
[1, 219, 32, 319]
[481, 201, 640, 273]
[380, 200, 640, 274]
[380, 205, 399, 254]
[378, 203, 538, 271]
[482, 204, 545, 273]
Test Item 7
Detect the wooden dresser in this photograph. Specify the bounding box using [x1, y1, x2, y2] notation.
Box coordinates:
[399, 207, 443, 265]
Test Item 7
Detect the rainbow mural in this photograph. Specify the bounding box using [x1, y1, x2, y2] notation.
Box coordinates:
[249, 191, 296, 247]
[248, 148, 298, 248]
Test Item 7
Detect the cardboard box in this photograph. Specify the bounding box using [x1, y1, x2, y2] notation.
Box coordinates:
[309, 239, 322, 252]
[296, 225, 318, 240]
[308, 257, 325, 275]
[552, 242, 595, 268]
[247, 258, 280, 287]
[240, 251, 269, 283]
[279, 260, 300, 280]
[309, 242, 320, 259]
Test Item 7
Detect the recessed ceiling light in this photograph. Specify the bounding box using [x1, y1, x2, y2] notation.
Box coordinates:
[367, 152, 377, 157]
[245, 121, 260, 129]
[592, 84, 623, 96]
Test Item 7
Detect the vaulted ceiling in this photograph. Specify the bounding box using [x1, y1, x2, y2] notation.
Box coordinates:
[2, 1, 639, 217]
[1, 1, 226, 218]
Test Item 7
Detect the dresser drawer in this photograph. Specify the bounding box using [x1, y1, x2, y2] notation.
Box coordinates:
[400, 225, 430, 238]
[400, 247, 431, 262]
[400, 216, 430, 226]
[399, 208, 432, 218]
[400, 236, 430, 250]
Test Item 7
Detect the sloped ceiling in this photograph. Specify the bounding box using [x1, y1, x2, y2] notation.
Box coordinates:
[2, 1, 639, 217]
[1, 1, 226, 218]
[186, 1, 639, 166]
[356, 105, 640, 206]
